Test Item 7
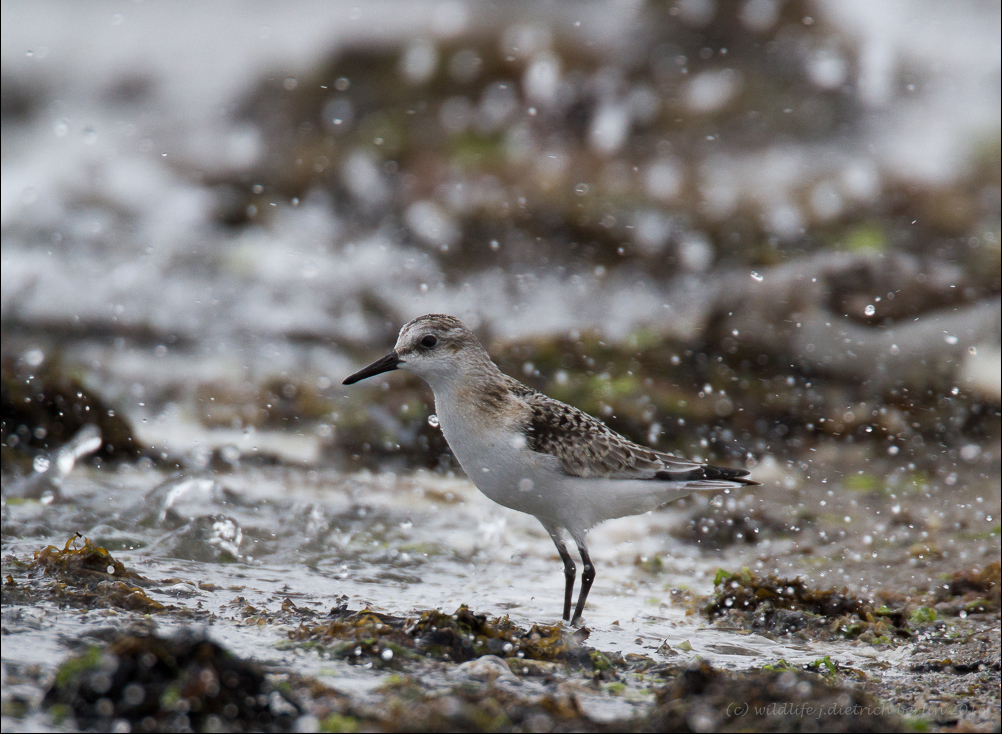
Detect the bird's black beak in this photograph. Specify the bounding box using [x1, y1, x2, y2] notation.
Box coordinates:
[342, 352, 403, 385]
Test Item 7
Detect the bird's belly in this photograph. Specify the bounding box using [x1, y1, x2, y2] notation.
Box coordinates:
[439, 416, 567, 521]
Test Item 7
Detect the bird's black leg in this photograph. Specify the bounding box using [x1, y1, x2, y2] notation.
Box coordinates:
[544, 526, 576, 622]
[570, 541, 595, 626]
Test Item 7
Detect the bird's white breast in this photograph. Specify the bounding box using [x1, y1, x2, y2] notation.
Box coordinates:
[433, 387, 573, 525]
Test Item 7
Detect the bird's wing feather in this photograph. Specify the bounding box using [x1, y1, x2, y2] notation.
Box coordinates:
[512, 383, 756, 484]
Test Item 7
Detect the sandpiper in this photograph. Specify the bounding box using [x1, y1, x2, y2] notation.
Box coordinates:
[343, 314, 758, 625]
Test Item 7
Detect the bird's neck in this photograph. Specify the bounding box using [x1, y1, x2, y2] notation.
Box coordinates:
[429, 362, 512, 433]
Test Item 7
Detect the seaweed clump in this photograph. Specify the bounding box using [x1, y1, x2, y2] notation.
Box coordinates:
[44, 631, 299, 732]
[933, 561, 1001, 616]
[704, 568, 908, 642]
[9, 534, 166, 613]
[640, 661, 907, 733]
[291, 604, 594, 667]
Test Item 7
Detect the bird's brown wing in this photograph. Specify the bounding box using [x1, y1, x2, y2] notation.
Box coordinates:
[514, 384, 756, 484]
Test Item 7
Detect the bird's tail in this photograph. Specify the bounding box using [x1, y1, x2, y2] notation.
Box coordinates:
[655, 463, 761, 487]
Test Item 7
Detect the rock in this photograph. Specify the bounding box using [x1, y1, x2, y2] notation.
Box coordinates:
[455, 655, 520, 684]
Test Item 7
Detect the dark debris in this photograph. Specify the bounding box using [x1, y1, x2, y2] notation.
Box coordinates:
[672, 506, 794, 549]
[1, 355, 142, 472]
[44, 631, 299, 733]
[640, 661, 907, 733]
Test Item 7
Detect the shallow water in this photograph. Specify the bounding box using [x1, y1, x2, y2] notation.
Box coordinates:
[4, 435, 999, 729]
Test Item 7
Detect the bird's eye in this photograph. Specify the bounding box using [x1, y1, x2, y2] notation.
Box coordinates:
[420, 334, 438, 349]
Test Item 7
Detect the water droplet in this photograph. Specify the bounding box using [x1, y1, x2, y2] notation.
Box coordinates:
[427, 414, 440, 428]
[864, 304, 876, 316]
[750, 271, 763, 282]
[24, 348, 45, 367]
[380, 648, 394, 661]
[944, 334, 959, 345]
[959, 444, 980, 461]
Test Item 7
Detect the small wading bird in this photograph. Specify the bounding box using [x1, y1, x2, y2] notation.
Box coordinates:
[343, 314, 758, 625]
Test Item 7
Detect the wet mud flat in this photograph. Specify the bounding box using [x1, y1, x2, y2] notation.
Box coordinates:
[2, 454, 999, 733]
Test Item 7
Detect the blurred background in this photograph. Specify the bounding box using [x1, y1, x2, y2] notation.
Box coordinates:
[2, 0, 999, 474]
[2, 3, 1000, 729]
